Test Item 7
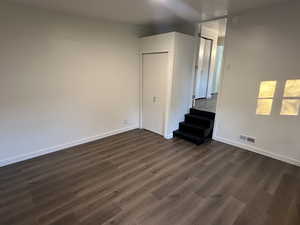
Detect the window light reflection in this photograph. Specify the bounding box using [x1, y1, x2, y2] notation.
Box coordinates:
[280, 99, 300, 116]
[283, 79, 300, 97]
[256, 81, 277, 115]
[258, 81, 277, 98]
[256, 99, 273, 115]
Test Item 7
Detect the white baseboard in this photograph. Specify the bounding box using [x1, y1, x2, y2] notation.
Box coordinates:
[165, 133, 174, 140]
[213, 135, 300, 167]
[0, 124, 139, 168]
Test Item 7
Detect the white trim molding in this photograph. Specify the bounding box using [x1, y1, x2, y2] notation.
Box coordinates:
[165, 133, 174, 140]
[213, 135, 300, 167]
[0, 125, 139, 168]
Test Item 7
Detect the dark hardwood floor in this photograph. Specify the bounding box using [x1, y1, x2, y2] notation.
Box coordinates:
[1, 129, 300, 225]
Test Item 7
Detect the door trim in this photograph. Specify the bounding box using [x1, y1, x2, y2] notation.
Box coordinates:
[202, 37, 213, 98]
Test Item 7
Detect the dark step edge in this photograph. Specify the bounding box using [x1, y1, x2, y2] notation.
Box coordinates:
[185, 114, 213, 122]
[184, 114, 214, 128]
[190, 108, 216, 119]
[173, 130, 207, 145]
[179, 122, 209, 131]
[179, 122, 211, 137]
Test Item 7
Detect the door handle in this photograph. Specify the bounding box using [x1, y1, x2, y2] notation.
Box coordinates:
[153, 96, 157, 103]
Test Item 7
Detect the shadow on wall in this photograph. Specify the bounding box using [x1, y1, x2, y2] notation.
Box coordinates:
[256, 79, 300, 116]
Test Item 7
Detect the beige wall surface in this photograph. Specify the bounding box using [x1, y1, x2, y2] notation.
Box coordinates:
[167, 33, 195, 137]
[0, 2, 143, 166]
[214, 1, 300, 165]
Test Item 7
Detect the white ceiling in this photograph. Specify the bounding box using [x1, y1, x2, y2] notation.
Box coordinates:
[8, 0, 292, 25]
[201, 18, 227, 37]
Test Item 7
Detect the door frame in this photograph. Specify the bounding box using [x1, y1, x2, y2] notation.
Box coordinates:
[193, 35, 214, 104]
[201, 36, 214, 98]
[140, 51, 169, 137]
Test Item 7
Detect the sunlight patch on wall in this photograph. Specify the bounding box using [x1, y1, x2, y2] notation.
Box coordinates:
[280, 99, 300, 116]
[256, 81, 277, 115]
[256, 79, 300, 116]
[283, 79, 300, 97]
[256, 99, 273, 115]
[280, 79, 300, 116]
[258, 81, 277, 98]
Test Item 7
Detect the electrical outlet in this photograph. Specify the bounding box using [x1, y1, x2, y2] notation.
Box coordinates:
[240, 135, 256, 144]
[123, 120, 129, 125]
[247, 137, 256, 143]
[240, 135, 247, 141]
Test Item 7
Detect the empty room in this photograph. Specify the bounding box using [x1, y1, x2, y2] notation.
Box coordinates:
[1, 0, 300, 225]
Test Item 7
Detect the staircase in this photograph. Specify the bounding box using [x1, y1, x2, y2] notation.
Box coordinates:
[173, 108, 215, 145]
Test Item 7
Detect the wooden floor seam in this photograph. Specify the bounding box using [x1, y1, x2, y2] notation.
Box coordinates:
[0, 129, 299, 225]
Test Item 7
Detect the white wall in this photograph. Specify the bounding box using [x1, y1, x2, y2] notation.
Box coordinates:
[167, 33, 195, 137]
[0, 2, 143, 166]
[214, 1, 300, 166]
[140, 32, 195, 139]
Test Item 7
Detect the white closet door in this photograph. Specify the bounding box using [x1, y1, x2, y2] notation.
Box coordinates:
[142, 53, 168, 135]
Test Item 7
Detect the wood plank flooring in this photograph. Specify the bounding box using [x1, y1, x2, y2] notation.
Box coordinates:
[0, 129, 300, 225]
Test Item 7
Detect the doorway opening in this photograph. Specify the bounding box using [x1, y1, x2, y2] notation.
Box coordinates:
[193, 18, 227, 113]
